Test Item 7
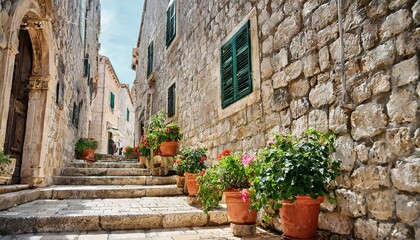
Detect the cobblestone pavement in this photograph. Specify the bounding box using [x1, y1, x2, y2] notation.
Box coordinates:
[0, 197, 215, 217]
[1, 226, 284, 240]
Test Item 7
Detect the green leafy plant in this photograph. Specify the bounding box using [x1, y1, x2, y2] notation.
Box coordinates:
[163, 122, 183, 142]
[197, 150, 256, 213]
[173, 157, 186, 176]
[137, 136, 151, 157]
[176, 147, 207, 174]
[75, 138, 98, 158]
[124, 146, 133, 156]
[146, 111, 183, 149]
[249, 129, 340, 212]
[0, 151, 11, 165]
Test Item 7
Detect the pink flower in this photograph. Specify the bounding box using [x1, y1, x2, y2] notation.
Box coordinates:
[200, 156, 207, 163]
[240, 189, 250, 203]
[267, 140, 276, 146]
[241, 155, 255, 167]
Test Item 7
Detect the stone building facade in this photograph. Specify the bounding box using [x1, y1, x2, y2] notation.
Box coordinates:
[0, 0, 100, 186]
[133, 0, 420, 238]
[91, 56, 135, 154]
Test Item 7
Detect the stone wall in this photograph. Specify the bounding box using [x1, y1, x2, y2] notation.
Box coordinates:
[0, 0, 100, 186]
[134, 0, 419, 238]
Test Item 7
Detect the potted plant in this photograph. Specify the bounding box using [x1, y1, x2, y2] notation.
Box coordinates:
[173, 157, 186, 188]
[197, 150, 257, 236]
[249, 129, 340, 239]
[124, 146, 134, 159]
[137, 136, 151, 167]
[75, 138, 98, 163]
[0, 151, 15, 184]
[177, 147, 207, 197]
[159, 122, 182, 156]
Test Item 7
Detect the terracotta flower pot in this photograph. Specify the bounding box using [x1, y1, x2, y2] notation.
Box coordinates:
[280, 195, 325, 239]
[81, 148, 95, 162]
[139, 156, 147, 165]
[176, 175, 185, 188]
[159, 141, 178, 156]
[224, 189, 257, 225]
[184, 172, 199, 197]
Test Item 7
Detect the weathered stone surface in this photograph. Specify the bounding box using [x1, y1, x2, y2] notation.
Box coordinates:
[162, 212, 207, 228]
[312, 1, 337, 31]
[336, 189, 366, 217]
[302, 51, 320, 77]
[272, 48, 288, 72]
[317, 24, 338, 49]
[318, 46, 330, 72]
[415, 128, 420, 148]
[272, 71, 288, 89]
[329, 105, 348, 134]
[335, 173, 352, 189]
[392, 156, 420, 193]
[389, 0, 411, 9]
[362, 20, 379, 50]
[309, 82, 335, 108]
[367, 0, 388, 19]
[303, 0, 321, 18]
[355, 144, 369, 163]
[378, 223, 393, 239]
[413, 1, 420, 24]
[380, 9, 412, 40]
[320, 197, 336, 212]
[387, 88, 418, 123]
[265, 111, 280, 129]
[396, 30, 419, 56]
[367, 190, 394, 220]
[272, 87, 290, 111]
[279, 109, 291, 127]
[386, 127, 412, 157]
[352, 165, 391, 190]
[284, 60, 303, 81]
[362, 40, 395, 73]
[368, 141, 395, 165]
[308, 109, 328, 133]
[369, 71, 390, 96]
[274, 14, 302, 48]
[290, 98, 310, 119]
[333, 136, 356, 171]
[391, 56, 419, 87]
[354, 218, 378, 240]
[208, 211, 229, 225]
[260, 57, 273, 80]
[391, 223, 415, 240]
[262, 36, 273, 55]
[351, 81, 371, 104]
[289, 79, 309, 98]
[396, 194, 420, 225]
[318, 212, 353, 235]
[330, 33, 362, 62]
[230, 223, 256, 237]
[290, 31, 317, 60]
[102, 215, 163, 230]
[350, 103, 388, 140]
[291, 115, 308, 134]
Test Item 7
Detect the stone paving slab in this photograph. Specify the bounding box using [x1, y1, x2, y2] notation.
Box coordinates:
[54, 176, 177, 185]
[0, 197, 228, 234]
[1, 226, 285, 239]
[66, 162, 144, 169]
[0, 185, 31, 195]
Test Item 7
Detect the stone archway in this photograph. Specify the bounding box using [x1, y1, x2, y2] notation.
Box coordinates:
[0, 0, 55, 186]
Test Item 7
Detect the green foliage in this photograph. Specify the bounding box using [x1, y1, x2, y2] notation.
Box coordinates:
[0, 151, 11, 165]
[137, 136, 151, 157]
[176, 147, 207, 174]
[249, 129, 340, 212]
[94, 153, 104, 161]
[173, 157, 186, 176]
[146, 110, 183, 150]
[197, 151, 256, 213]
[124, 146, 133, 156]
[75, 138, 98, 158]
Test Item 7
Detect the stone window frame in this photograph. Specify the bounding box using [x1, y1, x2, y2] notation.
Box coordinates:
[165, 0, 180, 54]
[217, 8, 261, 120]
[166, 80, 177, 121]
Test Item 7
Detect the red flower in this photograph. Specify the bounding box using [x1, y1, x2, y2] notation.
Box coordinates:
[217, 150, 231, 160]
[200, 169, 206, 176]
[240, 189, 250, 203]
[200, 156, 207, 163]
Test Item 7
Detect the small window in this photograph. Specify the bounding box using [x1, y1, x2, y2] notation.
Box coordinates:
[166, 0, 177, 47]
[126, 108, 130, 122]
[147, 42, 153, 77]
[56, 83, 60, 104]
[168, 83, 176, 117]
[72, 102, 79, 128]
[83, 57, 90, 78]
[221, 21, 252, 109]
[110, 92, 115, 110]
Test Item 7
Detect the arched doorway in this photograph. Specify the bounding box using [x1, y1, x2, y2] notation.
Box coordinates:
[3, 29, 33, 184]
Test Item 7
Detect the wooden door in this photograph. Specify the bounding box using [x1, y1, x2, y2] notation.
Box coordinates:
[4, 30, 32, 183]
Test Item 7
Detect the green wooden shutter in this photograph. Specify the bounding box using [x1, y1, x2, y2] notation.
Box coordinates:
[168, 83, 176, 117]
[221, 42, 234, 108]
[235, 21, 252, 99]
[110, 92, 115, 109]
[147, 42, 153, 77]
[166, 0, 176, 46]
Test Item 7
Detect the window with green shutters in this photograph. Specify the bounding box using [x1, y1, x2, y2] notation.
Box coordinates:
[220, 21, 252, 109]
[110, 92, 115, 110]
[166, 0, 176, 47]
[168, 83, 176, 117]
[147, 42, 153, 77]
[126, 108, 130, 121]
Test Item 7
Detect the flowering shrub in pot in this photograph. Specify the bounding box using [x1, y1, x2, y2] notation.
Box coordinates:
[75, 138, 98, 162]
[0, 151, 15, 184]
[249, 129, 340, 239]
[176, 147, 207, 197]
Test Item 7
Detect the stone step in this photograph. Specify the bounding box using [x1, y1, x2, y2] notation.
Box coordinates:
[54, 176, 177, 185]
[61, 167, 153, 176]
[66, 162, 145, 169]
[45, 185, 184, 199]
[0, 197, 228, 234]
[0, 184, 31, 195]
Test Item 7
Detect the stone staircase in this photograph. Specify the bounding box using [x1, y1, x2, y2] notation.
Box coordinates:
[0, 158, 228, 235]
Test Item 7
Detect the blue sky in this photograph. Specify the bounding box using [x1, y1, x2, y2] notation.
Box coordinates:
[99, 0, 144, 85]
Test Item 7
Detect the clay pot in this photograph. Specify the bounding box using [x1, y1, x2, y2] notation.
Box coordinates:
[159, 141, 178, 156]
[280, 195, 325, 239]
[224, 189, 257, 225]
[176, 175, 185, 188]
[81, 148, 95, 162]
[184, 172, 199, 197]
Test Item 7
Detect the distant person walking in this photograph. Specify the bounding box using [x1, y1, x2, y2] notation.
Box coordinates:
[108, 132, 116, 155]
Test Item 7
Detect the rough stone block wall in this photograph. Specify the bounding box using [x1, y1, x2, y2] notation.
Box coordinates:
[135, 0, 419, 238]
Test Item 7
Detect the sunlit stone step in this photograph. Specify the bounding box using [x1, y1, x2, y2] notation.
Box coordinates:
[54, 175, 177, 185]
